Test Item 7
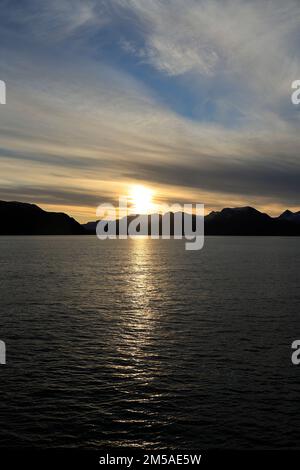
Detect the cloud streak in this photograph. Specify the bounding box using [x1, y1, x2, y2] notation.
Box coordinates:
[0, 0, 299, 220]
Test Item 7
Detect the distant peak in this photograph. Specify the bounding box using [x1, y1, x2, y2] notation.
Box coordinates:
[221, 206, 258, 213]
[279, 209, 293, 217]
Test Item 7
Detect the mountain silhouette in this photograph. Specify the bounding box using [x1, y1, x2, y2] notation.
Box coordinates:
[278, 209, 300, 224]
[1, 201, 300, 236]
[204, 206, 300, 235]
[0, 201, 85, 235]
[83, 206, 300, 236]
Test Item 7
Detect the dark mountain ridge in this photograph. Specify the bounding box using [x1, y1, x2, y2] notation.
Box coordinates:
[204, 206, 298, 235]
[278, 209, 300, 224]
[83, 206, 300, 236]
[0, 200, 85, 235]
[1, 201, 300, 236]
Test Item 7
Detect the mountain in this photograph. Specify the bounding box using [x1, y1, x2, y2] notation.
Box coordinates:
[205, 206, 271, 235]
[205, 206, 300, 235]
[204, 206, 289, 235]
[82, 213, 198, 236]
[83, 214, 156, 235]
[0, 201, 86, 235]
[83, 206, 300, 236]
[278, 209, 300, 224]
[1, 201, 300, 236]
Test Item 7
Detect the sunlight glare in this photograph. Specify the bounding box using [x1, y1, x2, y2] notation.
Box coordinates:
[129, 185, 154, 214]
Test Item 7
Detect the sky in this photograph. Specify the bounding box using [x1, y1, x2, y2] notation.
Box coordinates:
[0, 0, 300, 222]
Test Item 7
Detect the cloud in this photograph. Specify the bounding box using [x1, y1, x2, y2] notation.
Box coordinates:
[117, 0, 300, 78]
[0, 0, 107, 43]
[117, 0, 300, 120]
[0, 185, 110, 208]
[0, 0, 299, 220]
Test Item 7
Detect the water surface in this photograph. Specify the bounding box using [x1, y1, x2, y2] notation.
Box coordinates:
[0, 236, 300, 449]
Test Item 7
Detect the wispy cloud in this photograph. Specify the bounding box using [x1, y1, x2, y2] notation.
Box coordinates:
[0, 0, 299, 220]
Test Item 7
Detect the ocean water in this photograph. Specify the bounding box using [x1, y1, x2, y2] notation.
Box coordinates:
[0, 236, 300, 449]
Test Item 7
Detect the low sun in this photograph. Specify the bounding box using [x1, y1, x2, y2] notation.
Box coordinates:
[129, 185, 154, 214]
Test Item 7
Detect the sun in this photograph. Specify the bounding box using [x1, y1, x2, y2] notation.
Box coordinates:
[129, 185, 154, 214]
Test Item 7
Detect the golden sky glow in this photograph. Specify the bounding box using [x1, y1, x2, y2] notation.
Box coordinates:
[129, 185, 155, 214]
[0, 1, 299, 223]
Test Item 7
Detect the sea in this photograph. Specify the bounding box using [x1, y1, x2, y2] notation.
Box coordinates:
[0, 236, 300, 449]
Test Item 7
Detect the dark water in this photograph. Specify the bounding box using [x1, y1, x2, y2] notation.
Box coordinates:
[0, 236, 300, 449]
